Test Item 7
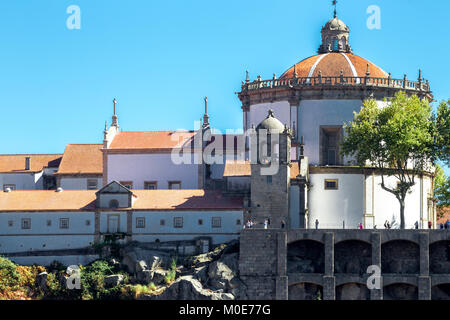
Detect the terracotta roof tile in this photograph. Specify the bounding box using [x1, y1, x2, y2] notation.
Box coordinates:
[109, 131, 195, 150]
[280, 53, 388, 79]
[0, 154, 62, 173]
[223, 161, 300, 179]
[56, 144, 103, 175]
[0, 189, 242, 211]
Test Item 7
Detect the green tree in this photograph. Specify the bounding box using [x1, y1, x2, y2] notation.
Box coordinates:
[435, 100, 450, 166]
[342, 91, 438, 229]
[435, 164, 450, 212]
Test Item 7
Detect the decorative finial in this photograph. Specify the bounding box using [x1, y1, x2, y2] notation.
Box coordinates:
[104, 121, 107, 132]
[268, 109, 274, 118]
[204, 96, 208, 114]
[112, 98, 119, 127]
[418, 69, 422, 81]
[366, 64, 370, 77]
[203, 96, 210, 128]
[293, 64, 297, 78]
[273, 73, 277, 80]
[332, 0, 337, 18]
[245, 70, 250, 83]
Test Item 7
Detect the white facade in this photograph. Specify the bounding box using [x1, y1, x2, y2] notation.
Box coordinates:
[0, 211, 95, 253]
[0, 171, 44, 190]
[107, 153, 200, 189]
[131, 210, 242, 245]
[59, 177, 102, 190]
[301, 172, 433, 230]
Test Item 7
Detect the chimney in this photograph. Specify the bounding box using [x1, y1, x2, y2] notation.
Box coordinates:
[25, 157, 30, 170]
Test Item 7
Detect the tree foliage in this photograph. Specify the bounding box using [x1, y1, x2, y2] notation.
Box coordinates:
[342, 91, 444, 229]
[435, 164, 450, 209]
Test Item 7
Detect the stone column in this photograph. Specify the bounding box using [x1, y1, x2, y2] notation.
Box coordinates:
[418, 232, 431, 300]
[94, 211, 101, 243]
[323, 232, 335, 300]
[276, 231, 288, 300]
[418, 276, 431, 300]
[370, 232, 383, 300]
[126, 211, 133, 243]
[419, 232, 429, 276]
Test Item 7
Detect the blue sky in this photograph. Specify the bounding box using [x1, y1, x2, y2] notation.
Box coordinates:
[0, 0, 448, 173]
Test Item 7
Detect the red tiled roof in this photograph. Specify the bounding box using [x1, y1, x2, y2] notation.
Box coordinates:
[280, 52, 388, 79]
[56, 144, 103, 175]
[109, 131, 195, 150]
[223, 161, 300, 179]
[0, 154, 62, 173]
[0, 189, 242, 211]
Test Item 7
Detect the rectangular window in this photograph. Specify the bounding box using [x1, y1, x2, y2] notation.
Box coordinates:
[87, 179, 98, 190]
[236, 219, 241, 225]
[266, 176, 272, 184]
[46, 220, 52, 227]
[59, 218, 69, 229]
[3, 184, 16, 191]
[119, 181, 133, 189]
[144, 181, 157, 190]
[198, 219, 203, 225]
[168, 181, 181, 189]
[212, 217, 222, 228]
[173, 217, 183, 228]
[320, 126, 342, 165]
[8, 220, 13, 227]
[136, 217, 145, 228]
[324, 179, 338, 190]
[160, 219, 165, 226]
[86, 220, 91, 226]
[21, 218, 31, 230]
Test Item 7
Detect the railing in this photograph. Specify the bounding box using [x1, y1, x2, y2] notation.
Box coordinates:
[243, 75, 431, 93]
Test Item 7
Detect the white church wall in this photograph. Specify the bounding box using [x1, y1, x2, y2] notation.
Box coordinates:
[0, 211, 95, 253]
[297, 99, 366, 165]
[107, 153, 199, 189]
[308, 173, 364, 229]
[289, 185, 300, 228]
[371, 175, 426, 229]
[248, 101, 291, 130]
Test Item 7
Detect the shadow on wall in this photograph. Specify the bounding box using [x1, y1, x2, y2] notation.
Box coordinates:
[334, 240, 371, 275]
[381, 240, 419, 274]
[432, 284, 450, 300]
[336, 283, 370, 300]
[287, 240, 324, 274]
[430, 240, 450, 274]
[288, 283, 323, 300]
[383, 283, 418, 300]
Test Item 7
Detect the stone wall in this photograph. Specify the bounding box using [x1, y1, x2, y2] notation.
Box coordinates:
[239, 229, 450, 300]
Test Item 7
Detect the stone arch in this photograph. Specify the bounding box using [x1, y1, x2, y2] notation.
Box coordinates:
[336, 282, 370, 300]
[288, 282, 323, 300]
[430, 240, 450, 274]
[431, 284, 450, 300]
[287, 240, 324, 274]
[381, 240, 419, 274]
[334, 240, 372, 275]
[383, 283, 418, 300]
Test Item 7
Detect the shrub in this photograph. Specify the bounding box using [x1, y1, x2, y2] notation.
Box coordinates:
[0, 257, 20, 292]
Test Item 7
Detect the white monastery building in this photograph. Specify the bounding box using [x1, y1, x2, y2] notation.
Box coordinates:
[0, 10, 438, 259]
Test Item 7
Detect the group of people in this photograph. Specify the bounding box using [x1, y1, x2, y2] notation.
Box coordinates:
[439, 220, 450, 230]
[244, 218, 449, 230]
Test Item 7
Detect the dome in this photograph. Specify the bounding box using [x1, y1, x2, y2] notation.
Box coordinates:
[256, 110, 285, 133]
[323, 17, 349, 32]
[280, 52, 389, 79]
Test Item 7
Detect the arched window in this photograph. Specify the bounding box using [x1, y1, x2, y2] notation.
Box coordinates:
[340, 38, 346, 50]
[109, 199, 119, 209]
[333, 38, 338, 50]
